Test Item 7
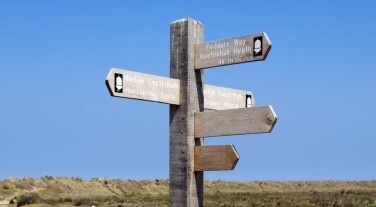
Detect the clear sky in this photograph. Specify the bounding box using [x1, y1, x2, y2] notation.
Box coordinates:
[0, 1, 375, 181]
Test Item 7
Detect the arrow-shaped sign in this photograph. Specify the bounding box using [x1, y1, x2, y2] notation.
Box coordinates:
[194, 145, 239, 171]
[204, 84, 255, 110]
[194, 32, 271, 69]
[106, 68, 255, 110]
[106, 68, 180, 105]
[194, 106, 277, 137]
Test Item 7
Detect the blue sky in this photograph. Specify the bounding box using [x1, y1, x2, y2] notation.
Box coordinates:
[0, 1, 375, 181]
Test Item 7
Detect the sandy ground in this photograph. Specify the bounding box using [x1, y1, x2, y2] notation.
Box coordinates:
[0, 200, 11, 206]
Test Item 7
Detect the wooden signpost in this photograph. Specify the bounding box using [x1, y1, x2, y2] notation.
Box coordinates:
[105, 17, 277, 207]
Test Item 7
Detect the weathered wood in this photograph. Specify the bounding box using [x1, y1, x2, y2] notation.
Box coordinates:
[106, 68, 255, 110]
[194, 145, 239, 171]
[106, 68, 180, 105]
[194, 106, 277, 138]
[195, 33, 272, 69]
[170, 18, 204, 207]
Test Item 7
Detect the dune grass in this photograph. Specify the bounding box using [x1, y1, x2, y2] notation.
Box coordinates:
[0, 177, 375, 206]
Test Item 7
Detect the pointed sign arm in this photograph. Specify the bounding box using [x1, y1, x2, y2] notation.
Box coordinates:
[106, 68, 256, 110]
[194, 145, 239, 171]
[194, 105, 277, 138]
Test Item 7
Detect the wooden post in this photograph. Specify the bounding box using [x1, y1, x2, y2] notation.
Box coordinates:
[170, 18, 204, 207]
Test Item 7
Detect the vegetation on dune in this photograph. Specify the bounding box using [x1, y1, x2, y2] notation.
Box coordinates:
[0, 177, 375, 207]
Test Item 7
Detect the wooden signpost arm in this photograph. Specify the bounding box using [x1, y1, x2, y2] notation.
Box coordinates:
[169, 18, 204, 207]
[194, 106, 277, 138]
[194, 145, 239, 171]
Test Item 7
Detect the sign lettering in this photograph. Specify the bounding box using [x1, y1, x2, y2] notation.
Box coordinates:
[106, 68, 255, 110]
[195, 33, 271, 69]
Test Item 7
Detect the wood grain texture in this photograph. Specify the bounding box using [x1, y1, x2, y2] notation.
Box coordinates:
[106, 68, 254, 110]
[194, 33, 272, 69]
[169, 17, 204, 207]
[194, 106, 277, 138]
[194, 145, 239, 171]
